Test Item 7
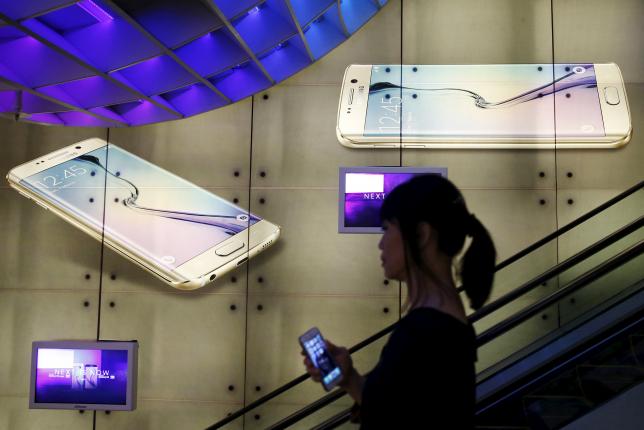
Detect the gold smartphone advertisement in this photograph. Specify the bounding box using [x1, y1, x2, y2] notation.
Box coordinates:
[337, 63, 631, 149]
[7, 138, 280, 289]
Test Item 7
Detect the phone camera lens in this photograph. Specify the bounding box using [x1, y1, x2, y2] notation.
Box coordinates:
[351, 79, 357, 83]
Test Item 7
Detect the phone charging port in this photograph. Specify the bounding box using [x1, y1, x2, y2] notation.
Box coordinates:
[209, 274, 216, 281]
[236, 257, 249, 266]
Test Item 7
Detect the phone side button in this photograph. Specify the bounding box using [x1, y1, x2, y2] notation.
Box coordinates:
[215, 242, 245, 256]
[604, 87, 620, 105]
[35, 201, 48, 211]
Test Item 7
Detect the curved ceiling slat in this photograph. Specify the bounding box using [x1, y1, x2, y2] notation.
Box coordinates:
[0, 0, 388, 126]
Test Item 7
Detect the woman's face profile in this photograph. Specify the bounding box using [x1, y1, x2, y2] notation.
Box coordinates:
[378, 220, 406, 281]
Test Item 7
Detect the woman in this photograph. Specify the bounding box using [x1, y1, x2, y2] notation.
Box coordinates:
[304, 175, 496, 429]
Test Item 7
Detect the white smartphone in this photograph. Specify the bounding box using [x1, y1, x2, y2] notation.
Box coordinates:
[299, 327, 343, 391]
[6, 138, 280, 290]
[337, 63, 632, 149]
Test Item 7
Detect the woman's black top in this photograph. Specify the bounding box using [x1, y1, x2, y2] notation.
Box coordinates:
[358, 307, 477, 429]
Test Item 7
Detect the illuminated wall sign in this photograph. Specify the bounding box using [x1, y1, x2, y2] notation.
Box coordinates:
[338, 166, 448, 234]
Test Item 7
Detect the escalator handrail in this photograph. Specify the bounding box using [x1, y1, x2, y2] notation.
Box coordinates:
[262, 240, 644, 430]
[311, 408, 352, 430]
[476, 240, 644, 346]
[486, 180, 643, 273]
[476, 307, 644, 417]
[265, 388, 346, 430]
[454, 179, 643, 294]
[469, 215, 644, 324]
[205, 181, 643, 429]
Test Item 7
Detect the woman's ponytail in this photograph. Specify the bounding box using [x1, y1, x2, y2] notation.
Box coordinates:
[380, 175, 497, 311]
[461, 215, 496, 310]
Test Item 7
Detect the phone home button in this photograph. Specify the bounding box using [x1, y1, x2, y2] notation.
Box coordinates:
[604, 87, 620, 105]
[215, 242, 244, 256]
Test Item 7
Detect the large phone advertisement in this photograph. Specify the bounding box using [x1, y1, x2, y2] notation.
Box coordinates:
[365, 64, 605, 138]
[20, 145, 260, 270]
[35, 348, 128, 405]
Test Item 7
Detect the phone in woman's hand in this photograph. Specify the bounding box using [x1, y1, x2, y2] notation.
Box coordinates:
[299, 327, 343, 391]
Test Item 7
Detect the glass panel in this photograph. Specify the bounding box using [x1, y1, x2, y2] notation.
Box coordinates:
[476, 232, 644, 375]
[476, 274, 644, 429]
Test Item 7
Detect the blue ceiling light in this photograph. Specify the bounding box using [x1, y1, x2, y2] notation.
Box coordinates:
[0, 0, 388, 127]
[77, 0, 114, 23]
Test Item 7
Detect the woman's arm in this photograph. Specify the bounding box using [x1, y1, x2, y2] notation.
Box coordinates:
[340, 367, 365, 404]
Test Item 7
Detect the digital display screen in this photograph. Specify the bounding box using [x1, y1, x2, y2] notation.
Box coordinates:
[20, 144, 260, 270]
[365, 64, 605, 138]
[302, 334, 341, 387]
[34, 348, 128, 405]
[339, 167, 447, 233]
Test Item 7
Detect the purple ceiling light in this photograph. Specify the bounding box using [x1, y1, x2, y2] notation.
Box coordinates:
[0, 0, 388, 127]
[77, 0, 113, 22]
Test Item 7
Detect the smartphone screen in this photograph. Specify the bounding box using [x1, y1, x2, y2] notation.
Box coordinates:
[365, 64, 605, 138]
[301, 330, 342, 390]
[19, 144, 260, 270]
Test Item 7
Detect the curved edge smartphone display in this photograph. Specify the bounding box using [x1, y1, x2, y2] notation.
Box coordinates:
[337, 63, 632, 149]
[6, 138, 280, 290]
[29, 340, 138, 411]
[299, 328, 343, 391]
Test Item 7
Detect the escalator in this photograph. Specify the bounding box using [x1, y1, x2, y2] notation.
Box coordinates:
[476, 286, 644, 429]
[207, 180, 644, 430]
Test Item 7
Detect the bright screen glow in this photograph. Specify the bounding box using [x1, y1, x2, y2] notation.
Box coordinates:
[302, 334, 340, 386]
[21, 144, 259, 270]
[35, 348, 127, 405]
[341, 168, 447, 232]
[365, 64, 605, 138]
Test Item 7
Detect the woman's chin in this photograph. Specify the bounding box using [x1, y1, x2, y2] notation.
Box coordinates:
[383, 270, 400, 282]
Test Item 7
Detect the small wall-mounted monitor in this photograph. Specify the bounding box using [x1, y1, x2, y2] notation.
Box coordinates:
[339, 166, 448, 233]
[29, 340, 138, 411]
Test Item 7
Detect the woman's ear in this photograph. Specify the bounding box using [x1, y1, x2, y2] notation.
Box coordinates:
[416, 222, 433, 249]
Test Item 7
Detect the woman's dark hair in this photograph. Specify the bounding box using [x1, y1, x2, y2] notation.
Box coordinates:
[380, 175, 496, 310]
